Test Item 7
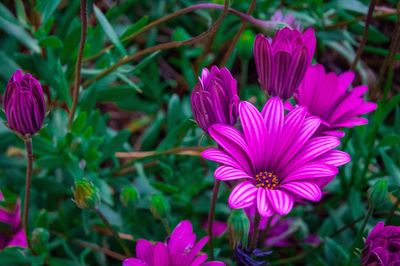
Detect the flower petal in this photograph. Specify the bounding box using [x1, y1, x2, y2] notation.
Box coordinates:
[228, 181, 257, 209]
[284, 162, 338, 183]
[314, 150, 351, 167]
[123, 258, 147, 266]
[215, 166, 253, 181]
[201, 148, 243, 170]
[254, 34, 272, 92]
[281, 182, 322, 201]
[136, 239, 154, 263]
[266, 189, 293, 215]
[257, 189, 274, 217]
[153, 242, 170, 266]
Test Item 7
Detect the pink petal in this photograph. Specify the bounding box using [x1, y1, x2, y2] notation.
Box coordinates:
[153, 243, 170, 266]
[123, 258, 148, 266]
[203, 262, 226, 266]
[314, 150, 351, 167]
[190, 254, 208, 266]
[188, 236, 209, 261]
[215, 166, 252, 181]
[302, 28, 316, 64]
[254, 34, 272, 92]
[281, 182, 322, 201]
[284, 162, 338, 183]
[201, 148, 243, 170]
[266, 189, 293, 215]
[257, 189, 275, 217]
[228, 181, 257, 209]
[239, 101, 267, 171]
[136, 239, 154, 263]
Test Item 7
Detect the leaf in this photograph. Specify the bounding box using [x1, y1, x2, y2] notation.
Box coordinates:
[380, 149, 400, 186]
[71, 112, 88, 133]
[101, 130, 130, 161]
[157, 119, 196, 151]
[324, 238, 349, 265]
[166, 94, 181, 132]
[14, 0, 28, 28]
[0, 51, 20, 81]
[120, 16, 148, 40]
[0, 16, 40, 53]
[93, 5, 127, 56]
[39, 36, 63, 49]
[36, 0, 61, 25]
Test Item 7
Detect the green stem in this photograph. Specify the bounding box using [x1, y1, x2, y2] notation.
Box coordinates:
[95, 208, 131, 256]
[161, 218, 171, 235]
[207, 179, 221, 259]
[22, 137, 33, 250]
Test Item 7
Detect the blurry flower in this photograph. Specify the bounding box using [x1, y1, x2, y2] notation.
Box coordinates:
[203, 220, 227, 237]
[202, 97, 350, 217]
[123, 220, 225, 266]
[271, 10, 300, 30]
[234, 246, 272, 266]
[228, 209, 250, 248]
[72, 178, 100, 209]
[120, 186, 139, 207]
[254, 28, 315, 100]
[0, 191, 27, 250]
[190, 66, 239, 134]
[4, 69, 46, 136]
[293, 64, 377, 137]
[149, 193, 170, 220]
[361, 222, 400, 266]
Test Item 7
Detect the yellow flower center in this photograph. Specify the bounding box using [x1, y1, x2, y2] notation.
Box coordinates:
[255, 171, 280, 190]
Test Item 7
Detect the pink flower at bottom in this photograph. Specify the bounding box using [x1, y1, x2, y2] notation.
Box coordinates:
[123, 220, 225, 266]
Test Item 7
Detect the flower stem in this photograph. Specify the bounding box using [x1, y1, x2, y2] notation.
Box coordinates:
[68, 0, 88, 129]
[249, 212, 261, 250]
[94, 208, 131, 256]
[258, 215, 274, 245]
[161, 218, 171, 235]
[207, 179, 221, 259]
[22, 137, 33, 249]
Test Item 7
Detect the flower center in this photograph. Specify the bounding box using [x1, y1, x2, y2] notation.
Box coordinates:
[255, 171, 280, 190]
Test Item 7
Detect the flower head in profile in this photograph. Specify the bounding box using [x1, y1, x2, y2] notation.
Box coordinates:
[190, 66, 239, 134]
[4, 69, 46, 136]
[254, 28, 315, 100]
[123, 220, 225, 266]
[361, 221, 400, 266]
[0, 191, 27, 250]
[202, 97, 350, 217]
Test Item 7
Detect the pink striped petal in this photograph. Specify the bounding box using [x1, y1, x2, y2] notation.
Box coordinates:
[201, 148, 243, 170]
[239, 101, 267, 171]
[257, 189, 274, 217]
[153, 243, 169, 266]
[123, 258, 147, 266]
[215, 166, 252, 181]
[228, 181, 257, 209]
[188, 236, 209, 261]
[190, 254, 208, 266]
[254, 34, 272, 92]
[266, 189, 293, 215]
[136, 239, 154, 263]
[284, 163, 338, 183]
[281, 182, 322, 201]
[314, 150, 351, 167]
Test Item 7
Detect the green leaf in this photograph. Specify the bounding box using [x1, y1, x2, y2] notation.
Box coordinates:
[0, 16, 40, 53]
[0, 51, 20, 81]
[166, 94, 181, 132]
[39, 36, 63, 49]
[368, 179, 388, 207]
[120, 16, 148, 40]
[14, 0, 28, 28]
[101, 130, 130, 161]
[36, 0, 61, 25]
[93, 5, 127, 56]
[71, 112, 88, 133]
[380, 149, 400, 186]
[157, 119, 196, 151]
[324, 238, 349, 265]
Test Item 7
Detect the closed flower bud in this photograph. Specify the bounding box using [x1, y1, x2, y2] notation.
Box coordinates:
[31, 227, 49, 254]
[120, 186, 139, 207]
[149, 193, 170, 220]
[72, 178, 100, 209]
[368, 179, 388, 207]
[4, 69, 46, 136]
[190, 66, 239, 134]
[228, 209, 250, 248]
[254, 28, 316, 100]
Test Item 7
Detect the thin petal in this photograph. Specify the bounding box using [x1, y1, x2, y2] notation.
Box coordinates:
[202, 148, 243, 170]
[215, 166, 253, 181]
[228, 181, 257, 209]
[314, 150, 351, 167]
[123, 258, 147, 266]
[136, 239, 154, 263]
[281, 182, 322, 201]
[284, 163, 338, 183]
[254, 34, 272, 92]
[257, 189, 274, 217]
[266, 189, 293, 215]
[153, 243, 169, 266]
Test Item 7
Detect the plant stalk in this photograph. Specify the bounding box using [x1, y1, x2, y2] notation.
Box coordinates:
[22, 137, 33, 249]
[207, 179, 221, 259]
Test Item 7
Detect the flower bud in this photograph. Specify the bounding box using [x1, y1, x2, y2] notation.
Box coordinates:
[4, 69, 46, 136]
[31, 227, 49, 254]
[228, 209, 250, 248]
[149, 193, 170, 220]
[368, 179, 388, 207]
[190, 66, 239, 134]
[120, 186, 139, 207]
[72, 178, 100, 209]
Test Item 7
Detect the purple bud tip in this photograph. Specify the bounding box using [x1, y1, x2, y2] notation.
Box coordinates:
[4, 69, 46, 136]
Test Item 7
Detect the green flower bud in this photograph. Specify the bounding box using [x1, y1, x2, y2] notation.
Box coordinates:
[31, 227, 50, 254]
[368, 179, 388, 207]
[228, 209, 250, 248]
[150, 193, 170, 220]
[120, 186, 139, 207]
[72, 178, 100, 209]
[237, 29, 255, 60]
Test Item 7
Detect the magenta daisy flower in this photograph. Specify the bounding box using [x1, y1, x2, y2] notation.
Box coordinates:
[254, 28, 316, 100]
[123, 220, 225, 266]
[293, 64, 377, 137]
[190, 66, 239, 134]
[202, 97, 350, 217]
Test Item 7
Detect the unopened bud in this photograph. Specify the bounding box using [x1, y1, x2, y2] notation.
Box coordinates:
[150, 193, 170, 220]
[368, 179, 388, 207]
[31, 227, 49, 254]
[120, 186, 139, 207]
[72, 178, 100, 209]
[228, 209, 250, 248]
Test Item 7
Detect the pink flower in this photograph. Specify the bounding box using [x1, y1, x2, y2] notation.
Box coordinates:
[202, 97, 350, 217]
[123, 220, 225, 266]
[294, 64, 377, 137]
[0, 191, 27, 250]
[254, 28, 316, 100]
[203, 220, 227, 237]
